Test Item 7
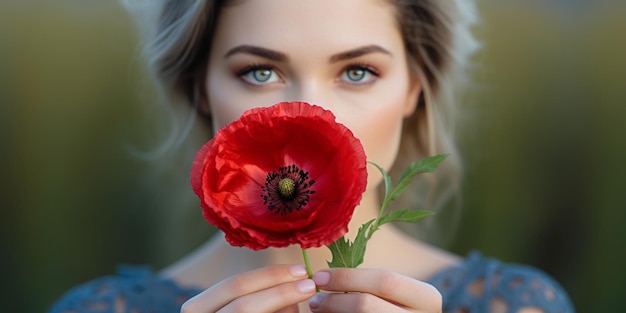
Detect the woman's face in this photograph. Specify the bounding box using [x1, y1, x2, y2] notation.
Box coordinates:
[206, 0, 420, 190]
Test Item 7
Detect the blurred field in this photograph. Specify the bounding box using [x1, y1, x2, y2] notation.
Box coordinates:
[1, 1, 625, 312]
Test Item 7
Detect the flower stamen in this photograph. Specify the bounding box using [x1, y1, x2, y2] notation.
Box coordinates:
[261, 164, 316, 215]
[278, 178, 296, 198]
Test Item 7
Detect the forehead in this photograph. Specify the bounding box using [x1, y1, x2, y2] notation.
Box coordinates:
[213, 0, 401, 55]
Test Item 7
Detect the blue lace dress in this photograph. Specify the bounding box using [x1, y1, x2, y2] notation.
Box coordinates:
[49, 252, 575, 313]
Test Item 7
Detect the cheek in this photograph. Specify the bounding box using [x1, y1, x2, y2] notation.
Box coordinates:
[210, 101, 241, 133]
[350, 101, 406, 192]
[206, 70, 254, 132]
[206, 68, 289, 132]
[362, 112, 402, 189]
[336, 74, 414, 191]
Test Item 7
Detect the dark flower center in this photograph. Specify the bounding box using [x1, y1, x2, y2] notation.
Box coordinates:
[261, 164, 316, 215]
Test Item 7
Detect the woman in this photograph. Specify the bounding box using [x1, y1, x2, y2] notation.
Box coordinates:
[50, 0, 574, 312]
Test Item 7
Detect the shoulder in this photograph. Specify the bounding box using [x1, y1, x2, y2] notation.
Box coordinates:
[428, 251, 575, 313]
[49, 265, 201, 313]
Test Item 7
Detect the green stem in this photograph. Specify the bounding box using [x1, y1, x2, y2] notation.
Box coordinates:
[301, 248, 313, 279]
[368, 193, 392, 241]
[301, 248, 320, 292]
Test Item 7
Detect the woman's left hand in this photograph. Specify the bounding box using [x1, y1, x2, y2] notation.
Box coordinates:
[308, 268, 442, 313]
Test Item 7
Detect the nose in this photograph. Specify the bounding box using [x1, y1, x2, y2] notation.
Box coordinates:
[286, 80, 331, 109]
[282, 79, 354, 128]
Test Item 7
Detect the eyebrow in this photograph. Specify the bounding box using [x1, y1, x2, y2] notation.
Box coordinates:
[224, 45, 288, 62]
[329, 45, 392, 63]
[223, 44, 392, 63]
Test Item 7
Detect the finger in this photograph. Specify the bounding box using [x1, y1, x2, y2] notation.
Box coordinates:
[217, 279, 316, 313]
[312, 268, 441, 312]
[274, 303, 300, 313]
[181, 264, 309, 312]
[308, 292, 409, 313]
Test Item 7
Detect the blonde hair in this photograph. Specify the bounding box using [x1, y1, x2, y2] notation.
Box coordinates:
[123, 0, 479, 244]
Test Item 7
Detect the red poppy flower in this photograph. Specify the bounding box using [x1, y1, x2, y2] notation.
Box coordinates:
[191, 102, 367, 250]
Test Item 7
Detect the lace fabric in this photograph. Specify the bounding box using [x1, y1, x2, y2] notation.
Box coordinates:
[49, 252, 574, 313]
[428, 252, 575, 313]
[48, 265, 201, 313]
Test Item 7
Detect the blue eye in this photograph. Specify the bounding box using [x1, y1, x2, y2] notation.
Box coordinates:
[341, 66, 378, 84]
[346, 68, 366, 81]
[240, 67, 280, 85]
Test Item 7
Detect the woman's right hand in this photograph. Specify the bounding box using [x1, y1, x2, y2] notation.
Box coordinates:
[180, 264, 316, 313]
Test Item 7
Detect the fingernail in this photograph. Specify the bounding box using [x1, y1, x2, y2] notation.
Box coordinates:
[309, 293, 326, 310]
[290, 265, 308, 277]
[296, 279, 316, 293]
[312, 271, 330, 286]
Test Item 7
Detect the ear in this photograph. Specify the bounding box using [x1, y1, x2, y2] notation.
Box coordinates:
[403, 74, 421, 117]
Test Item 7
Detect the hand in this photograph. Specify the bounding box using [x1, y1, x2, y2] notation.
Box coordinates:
[181, 264, 316, 313]
[308, 268, 442, 313]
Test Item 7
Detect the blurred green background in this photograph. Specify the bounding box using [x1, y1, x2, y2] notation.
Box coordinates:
[1, 1, 625, 312]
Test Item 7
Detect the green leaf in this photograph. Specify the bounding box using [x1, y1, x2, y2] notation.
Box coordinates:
[326, 237, 351, 268]
[389, 154, 448, 201]
[368, 161, 392, 202]
[327, 219, 375, 268]
[378, 209, 435, 226]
